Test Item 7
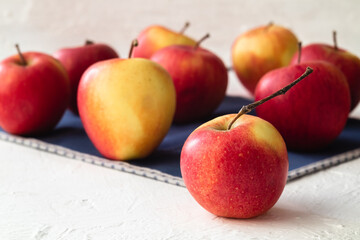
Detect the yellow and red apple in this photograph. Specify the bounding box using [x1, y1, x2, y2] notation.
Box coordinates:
[132, 24, 196, 59]
[0, 46, 70, 135]
[77, 55, 176, 160]
[231, 23, 298, 94]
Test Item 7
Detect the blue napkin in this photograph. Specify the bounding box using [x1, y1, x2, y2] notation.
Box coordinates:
[34, 96, 360, 178]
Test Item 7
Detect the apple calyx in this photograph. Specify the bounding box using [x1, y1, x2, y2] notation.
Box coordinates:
[227, 66, 314, 130]
[179, 22, 190, 34]
[297, 41, 302, 64]
[85, 39, 94, 45]
[128, 39, 139, 58]
[333, 31, 338, 50]
[15, 44, 27, 66]
[194, 33, 210, 49]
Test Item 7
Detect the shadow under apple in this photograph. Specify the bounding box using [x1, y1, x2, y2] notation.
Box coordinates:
[210, 204, 340, 236]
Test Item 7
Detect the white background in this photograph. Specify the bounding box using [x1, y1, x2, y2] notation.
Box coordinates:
[1, 0, 360, 99]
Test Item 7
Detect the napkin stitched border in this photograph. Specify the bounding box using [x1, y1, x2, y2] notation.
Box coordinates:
[1, 131, 359, 187]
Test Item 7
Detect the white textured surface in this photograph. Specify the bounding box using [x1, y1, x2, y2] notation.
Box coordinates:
[1, 1, 360, 239]
[0, 139, 359, 239]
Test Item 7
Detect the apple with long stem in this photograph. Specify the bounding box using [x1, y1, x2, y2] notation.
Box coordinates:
[132, 22, 196, 59]
[181, 67, 313, 219]
[77, 40, 176, 160]
[255, 51, 350, 151]
[151, 33, 228, 123]
[54, 40, 119, 114]
[0, 44, 70, 135]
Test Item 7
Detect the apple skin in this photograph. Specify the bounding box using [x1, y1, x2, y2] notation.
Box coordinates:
[290, 43, 360, 111]
[132, 25, 196, 59]
[77, 58, 176, 160]
[151, 45, 228, 123]
[180, 114, 288, 219]
[54, 42, 119, 114]
[0, 52, 70, 135]
[231, 24, 298, 95]
[255, 62, 351, 151]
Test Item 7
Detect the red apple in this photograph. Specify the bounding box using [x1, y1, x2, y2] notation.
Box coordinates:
[54, 41, 119, 114]
[290, 41, 360, 111]
[151, 34, 228, 123]
[181, 114, 288, 218]
[0, 45, 70, 135]
[255, 62, 350, 151]
[132, 23, 196, 59]
[231, 23, 298, 95]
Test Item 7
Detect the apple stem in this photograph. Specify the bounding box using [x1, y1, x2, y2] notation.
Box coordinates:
[128, 39, 139, 58]
[179, 22, 190, 34]
[333, 31, 338, 50]
[194, 33, 210, 49]
[265, 21, 274, 31]
[227, 67, 314, 130]
[15, 44, 26, 66]
[85, 39, 94, 45]
[297, 41, 302, 64]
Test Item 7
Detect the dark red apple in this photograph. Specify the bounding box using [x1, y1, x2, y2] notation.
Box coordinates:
[255, 62, 350, 151]
[151, 34, 228, 123]
[290, 41, 360, 111]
